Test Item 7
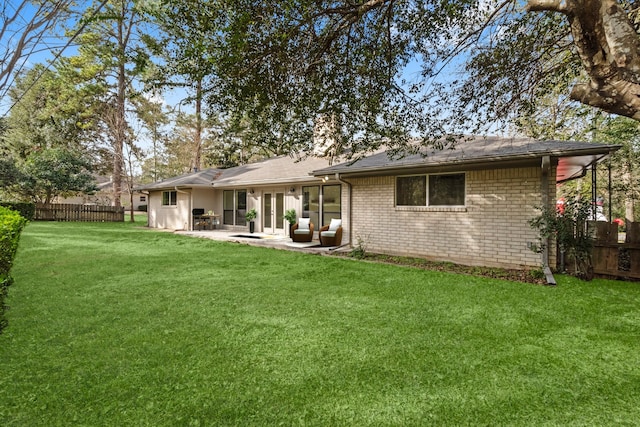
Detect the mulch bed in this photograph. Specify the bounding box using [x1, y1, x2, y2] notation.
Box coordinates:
[335, 252, 549, 285]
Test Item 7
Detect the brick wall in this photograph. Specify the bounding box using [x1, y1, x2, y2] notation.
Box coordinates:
[347, 166, 556, 269]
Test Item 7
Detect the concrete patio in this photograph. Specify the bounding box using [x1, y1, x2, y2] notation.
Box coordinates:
[174, 229, 349, 254]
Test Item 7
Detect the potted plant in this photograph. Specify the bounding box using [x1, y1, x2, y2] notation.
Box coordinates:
[284, 208, 297, 237]
[246, 208, 257, 233]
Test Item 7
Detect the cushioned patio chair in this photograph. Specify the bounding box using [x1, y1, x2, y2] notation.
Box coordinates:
[291, 218, 314, 242]
[319, 219, 343, 246]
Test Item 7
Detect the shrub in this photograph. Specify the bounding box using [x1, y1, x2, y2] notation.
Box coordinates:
[350, 234, 368, 259]
[0, 202, 36, 221]
[529, 198, 594, 280]
[137, 205, 148, 212]
[0, 206, 28, 333]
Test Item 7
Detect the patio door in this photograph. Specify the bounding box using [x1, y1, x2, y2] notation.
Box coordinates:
[263, 191, 285, 234]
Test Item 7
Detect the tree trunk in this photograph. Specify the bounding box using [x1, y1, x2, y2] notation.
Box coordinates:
[112, 10, 127, 208]
[622, 165, 635, 223]
[192, 78, 203, 172]
[626, 198, 635, 224]
[527, 0, 640, 121]
[129, 189, 135, 222]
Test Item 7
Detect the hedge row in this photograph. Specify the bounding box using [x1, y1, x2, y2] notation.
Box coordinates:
[0, 206, 28, 333]
[0, 202, 35, 221]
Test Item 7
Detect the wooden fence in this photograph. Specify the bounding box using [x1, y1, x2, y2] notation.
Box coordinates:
[35, 203, 124, 222]
[589, 221, 640, 280]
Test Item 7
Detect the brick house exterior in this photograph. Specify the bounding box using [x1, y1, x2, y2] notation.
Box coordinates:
[313, 137, 619, 270]
[138, 137, 618, 271]
[341, 166, 556, 269]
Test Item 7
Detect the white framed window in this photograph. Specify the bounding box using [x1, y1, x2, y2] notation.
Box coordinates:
[396, 173, 465, 207]
[303, 184, 342, 228]
[162, 190, 177, 206]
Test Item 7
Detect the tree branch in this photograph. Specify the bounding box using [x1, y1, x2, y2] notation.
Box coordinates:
[526, 0, 570, 13]
[528, 0, 640, 121]
[570, 79, 640, 120]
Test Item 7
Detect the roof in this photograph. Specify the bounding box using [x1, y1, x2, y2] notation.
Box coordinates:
[134, 155, 337, 191]
[312, 136, 620, 183]
[211, 155, 335, 188]
[135, 168, 223, 191]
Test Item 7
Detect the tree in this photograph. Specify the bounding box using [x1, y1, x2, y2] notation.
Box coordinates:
[0, 157, 22, 192]
[135, 93, 170, 182]
[526, 0, 640, 121]
[598, 116, 640, 223]
[15, 148, 97, 205]
[0, 63, 105, 205]
[1, 64, 100, 160]
[142, 1, 225, 171]
[154, 112, 209, 177]
[70, 0, 152, 207]
[149, 1, 640, 158]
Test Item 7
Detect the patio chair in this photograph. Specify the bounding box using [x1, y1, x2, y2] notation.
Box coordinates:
[291, 218, 314, 242]
[319, 219, 343, 246]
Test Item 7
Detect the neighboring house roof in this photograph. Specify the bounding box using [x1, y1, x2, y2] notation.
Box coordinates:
[211, 155, 335, 188]
[135, 168, 223, 191]
[311, 137, 620, 183]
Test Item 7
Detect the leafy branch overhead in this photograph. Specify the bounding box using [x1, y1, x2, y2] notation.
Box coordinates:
[147, 0, 640, 158]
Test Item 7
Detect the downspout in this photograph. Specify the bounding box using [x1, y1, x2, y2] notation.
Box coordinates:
[608, 161, 612, 222]
[335, 173, 353, 247]
[541, 156, 556, 285]
[175, 186, 192, 231]
[591, 164, 597, 221]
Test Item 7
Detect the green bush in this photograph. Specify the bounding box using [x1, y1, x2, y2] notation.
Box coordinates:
[0, 206, 28, 333]
[0, 202, 36, 221]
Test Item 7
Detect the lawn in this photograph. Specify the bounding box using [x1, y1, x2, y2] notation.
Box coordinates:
[1, 220, 639, 426]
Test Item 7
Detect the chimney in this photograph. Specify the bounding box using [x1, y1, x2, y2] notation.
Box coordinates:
[313, 114, 339, 159]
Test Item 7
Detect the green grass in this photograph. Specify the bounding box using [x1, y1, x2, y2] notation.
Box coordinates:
[1, 220, 639, 426]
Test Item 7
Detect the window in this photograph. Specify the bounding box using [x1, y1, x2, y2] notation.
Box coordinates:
[429, 174, 465, 206]
[303, 184, 342, 227]
[223, 190, 247, 225]
[302, 185, 320, 227]
[396, 176, 426, 206]
[162, 190, 177, 206]
[140, 195, 146, 202]
[322, 185, 341, 225]
[396, 173, 465, 207]
[236, 190, 247, 226]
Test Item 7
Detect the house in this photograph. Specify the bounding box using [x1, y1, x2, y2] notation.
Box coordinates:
[311, 136, 619, 270]
[54, 175, 147, 209]
[135, 156, 344, 235]
[135, 168, 223, 230]
[137, 137, 619, 271]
